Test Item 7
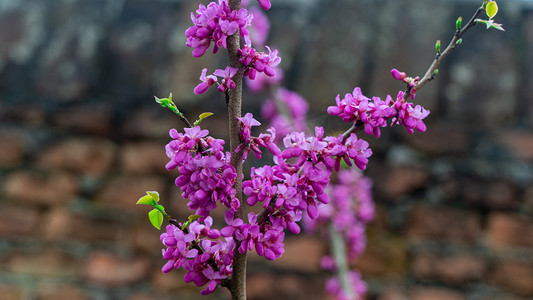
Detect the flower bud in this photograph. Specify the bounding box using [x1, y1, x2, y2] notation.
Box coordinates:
[390, 69, 406, 81]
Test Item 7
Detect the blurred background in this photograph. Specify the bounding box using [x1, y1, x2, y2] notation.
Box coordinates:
[1, 0, 533, 299]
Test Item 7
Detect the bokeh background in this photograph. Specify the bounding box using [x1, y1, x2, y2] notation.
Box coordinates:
[1, 0, 533, 299]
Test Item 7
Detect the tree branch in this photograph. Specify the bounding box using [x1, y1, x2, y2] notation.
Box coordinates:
[226, 1, 246, 299]
[405, 6, 484, 100]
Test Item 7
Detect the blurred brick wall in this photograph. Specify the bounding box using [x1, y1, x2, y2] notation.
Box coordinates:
[1, 0, 533, 299]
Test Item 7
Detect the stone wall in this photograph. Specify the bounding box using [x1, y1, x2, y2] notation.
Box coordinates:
[1, 0, 533, 299]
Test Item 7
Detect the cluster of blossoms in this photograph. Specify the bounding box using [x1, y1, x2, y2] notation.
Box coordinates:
[158, 0, 428, 298]
[185, 0, 253, 57]
[165, 126, 239, 216]
[327, 81, 430, 138]
[161, 111, 373, 293]
[305, 169, 374, 299]
[161, 217, 235, 295]
[189, 0, 280, 95]
[238, 44, 281, 80]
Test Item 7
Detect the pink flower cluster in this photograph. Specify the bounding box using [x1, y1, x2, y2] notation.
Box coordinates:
[305, 169, 374, 300]
[327, 86, 430, 137]
[242, 114, 372, 229]
[188, 0, 281, 95]
[221, 211, 286, 261]
[238, 44, 281, 80]
[185, 0, 252, 58]
[194, 67, 239, 94]
[234, 113, 281, 160]
[161, 217, 235, 295]
[165, 126, 239, 216]
[325, 271, 368, 300]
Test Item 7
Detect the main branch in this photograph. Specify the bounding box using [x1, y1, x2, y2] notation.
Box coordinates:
[227, 1, 246, 299]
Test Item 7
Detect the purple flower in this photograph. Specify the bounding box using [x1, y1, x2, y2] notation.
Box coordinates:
[194, 68, 218, 95]
[391, 68, 406, 81]
[186, 0, 253, 57]
[238, 44, 281, 80]
[257, 0, 271, 10]
[213, 66, 239, 92]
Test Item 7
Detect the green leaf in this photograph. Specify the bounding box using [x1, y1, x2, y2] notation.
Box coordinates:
[146, 191, 160, 203]
[137, 195, 155, 205]
[490, 22, 505, 31]
[476, 18, 505, 31]
[435, 40, 441, 53]
[486, 1, 498, 19]
[188, 215, 203, 222]
[456, 38, 463, 45]
[149, 209, 164, 230]
[194, 112, 214, 126]
[456, 17, 462, 31]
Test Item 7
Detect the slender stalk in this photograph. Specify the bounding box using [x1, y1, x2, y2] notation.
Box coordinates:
[226, 1, 246, 299]
[329, 224, 354, 299]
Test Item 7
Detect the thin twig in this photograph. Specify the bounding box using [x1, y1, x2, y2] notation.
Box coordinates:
[404, 6, 484, 100]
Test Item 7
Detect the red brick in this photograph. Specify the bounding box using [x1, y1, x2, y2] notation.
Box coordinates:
[411, 252, 486, 285]
[133, 221, 165, 254]
[37, 283, 90, 300]
[411, 287, 465, 300]
[84, 251, 150, 287]
[41, 207, 128, 243]
[247, 272, 276, 300]
[0, 204, 39, 237]
[377, 286, 408, 300]
[0, 131, 25, 168]
[487, 213, 533, 249]
[381, 166, 430, 199]
[451, 177, 518, 209]
[355, 228, 407, 277]
[7, 248, 79, 277]
[0, 285, 23, 300]
[407, 205, 481, 243]
[120, 141, 168, 174]
[151, 268, 189, 292]
[403, 124, 470, 155]
[273, 236, 325, 272]
[95, 175, 166, 210]
[499, 130, 533, 161]
[38, 138, 116, 176]
[3, 171, 78, 206]
[121, 108, 180, 139]
[489, 259, 533, 296]
[52, 103, 112, 135]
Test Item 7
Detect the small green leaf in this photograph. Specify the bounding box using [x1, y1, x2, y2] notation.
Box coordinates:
[490, 22, 505, 31]
[456, 38, 463, 45]
[188, 215, 203, 222]
[435, 40, 441, 53]
[146, 191, 160, 203]
[456, 17, 462, 31]
[433, 69, 439, 77]
[137, 195, 155, 205]
[486, 1, 498, 19]
[194, 112, 214, 126]
[149, 209, 164, 230]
